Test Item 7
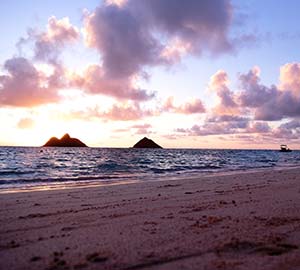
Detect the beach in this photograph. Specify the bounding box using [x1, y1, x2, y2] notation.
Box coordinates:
[0, 168, 300, 270]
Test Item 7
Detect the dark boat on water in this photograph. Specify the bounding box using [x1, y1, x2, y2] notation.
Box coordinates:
[280, 144, 292, 152]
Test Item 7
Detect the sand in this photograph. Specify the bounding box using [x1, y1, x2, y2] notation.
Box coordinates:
[0, 168, 300, 270]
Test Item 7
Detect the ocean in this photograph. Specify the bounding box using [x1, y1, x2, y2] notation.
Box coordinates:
[0, 147, 299, 191]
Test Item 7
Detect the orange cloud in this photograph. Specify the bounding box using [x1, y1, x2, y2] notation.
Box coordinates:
[17, 118, 35, 129]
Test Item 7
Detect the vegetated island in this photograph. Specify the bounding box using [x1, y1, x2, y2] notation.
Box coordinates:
[133, 137, 162, 148]
[43, 133, 87, 147]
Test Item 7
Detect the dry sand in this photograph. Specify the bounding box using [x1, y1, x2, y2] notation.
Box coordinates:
[0, 168, 300, 270]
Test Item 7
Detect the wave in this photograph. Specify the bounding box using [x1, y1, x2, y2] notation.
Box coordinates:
[0, 147, 299, 189]
[0, 170, 37, 176]
[0, 174, 132, 186]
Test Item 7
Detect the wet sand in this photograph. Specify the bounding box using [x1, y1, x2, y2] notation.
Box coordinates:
[0, 168, 300, 270]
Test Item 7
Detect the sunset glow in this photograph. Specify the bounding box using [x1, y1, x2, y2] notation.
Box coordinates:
[1, 0, 300, 149]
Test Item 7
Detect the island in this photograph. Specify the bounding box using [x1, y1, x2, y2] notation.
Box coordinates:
[43, 133, 87, 147]
[133, 137, 163, 148]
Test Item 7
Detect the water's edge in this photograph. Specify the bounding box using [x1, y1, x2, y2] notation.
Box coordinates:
[2, 165, 300, 194]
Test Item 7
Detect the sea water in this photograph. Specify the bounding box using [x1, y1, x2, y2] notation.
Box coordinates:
[0, 147, 299, 190]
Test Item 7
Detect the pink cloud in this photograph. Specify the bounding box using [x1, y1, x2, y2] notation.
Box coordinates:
[62, 102, 154, 122]
[162, 96, 205, 114]
[272, 120, 300, 140]
[0, 17, 80, 107]
[174, 64, 300, 141]
[162, 96, 175, 111]
[245, 122, 270, 133]
[204, 64, 300, 121]
[131, 123, 153, 134]
[237, 65, 300, 120]
[160, 38, 192, 64]
[0, 57, 61, 107]
[131, 123, 152, 129]
[176, 121, 248, 136]
[84, 0, 234, 80]
[113, 123, 152, 134]
[83, 4, 162, 79]
[102, 103, 153, 121]
[72, 65, 155, 101]
[206, 115, 248, 123]
[32, 16, 80, 63]
[175, 115, 271, 137]
[178, 98, 206, 114]
[130, 0, 234, 55]
[238, 67, 275, 108]
[81, 0, 246, 104]
[209, 70, 239, 114]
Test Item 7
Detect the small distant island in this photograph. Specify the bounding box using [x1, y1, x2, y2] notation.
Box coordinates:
[43, 133, 87, 147]
[133, 137, 162, 149]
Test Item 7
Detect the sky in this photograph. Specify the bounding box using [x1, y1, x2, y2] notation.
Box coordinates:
[0, 0, 300, 149]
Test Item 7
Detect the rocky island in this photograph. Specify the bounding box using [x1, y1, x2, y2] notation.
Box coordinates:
[43, 133, 87, 147]
[133, 137, 162, 148]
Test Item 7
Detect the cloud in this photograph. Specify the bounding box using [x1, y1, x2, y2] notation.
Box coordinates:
[208, 70, 238, 114]
[162, 96, 205, 114]
[83, 4, 162, 79]
[71, 64, 155, 101]
[130, 123, 153, 134]
[0, 17, 80, 107]
[245, 121, 271, 133]
[83, 0, 236, 87]
[238, 67, 276, 108]
[176, 121, 248, 136]
[105, 0, 128, 7]
[130, 0, 233, 55]
[25, 16, 80, 64]
[206, 114, 249, 123]
[271, 120, 300, 140]
[205, 64, 300, 121]
[84, 0, 234, 75]
[2, 2, 252, 107]
[80, 0, 253, 105]
[175, 63, 300, 141]
[131, 123, 152, 129]
[59, 101, 155, 122]
[101, 102, 154, 121]
[17, 118, 35, 129]
[160, 38, 192, 64]
[253, 91, 300, 121]
[279, 63, 300, 98]
[0, 57, 61, 107]
[237, 65, 300, 121]
[175, 113, 271, 137]
[178, 98, 206, 114]
[113, 123, 152, 134]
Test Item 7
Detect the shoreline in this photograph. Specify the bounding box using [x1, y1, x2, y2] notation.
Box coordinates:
[1, 167, 300, 269]
[1, 165, 300, 194]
